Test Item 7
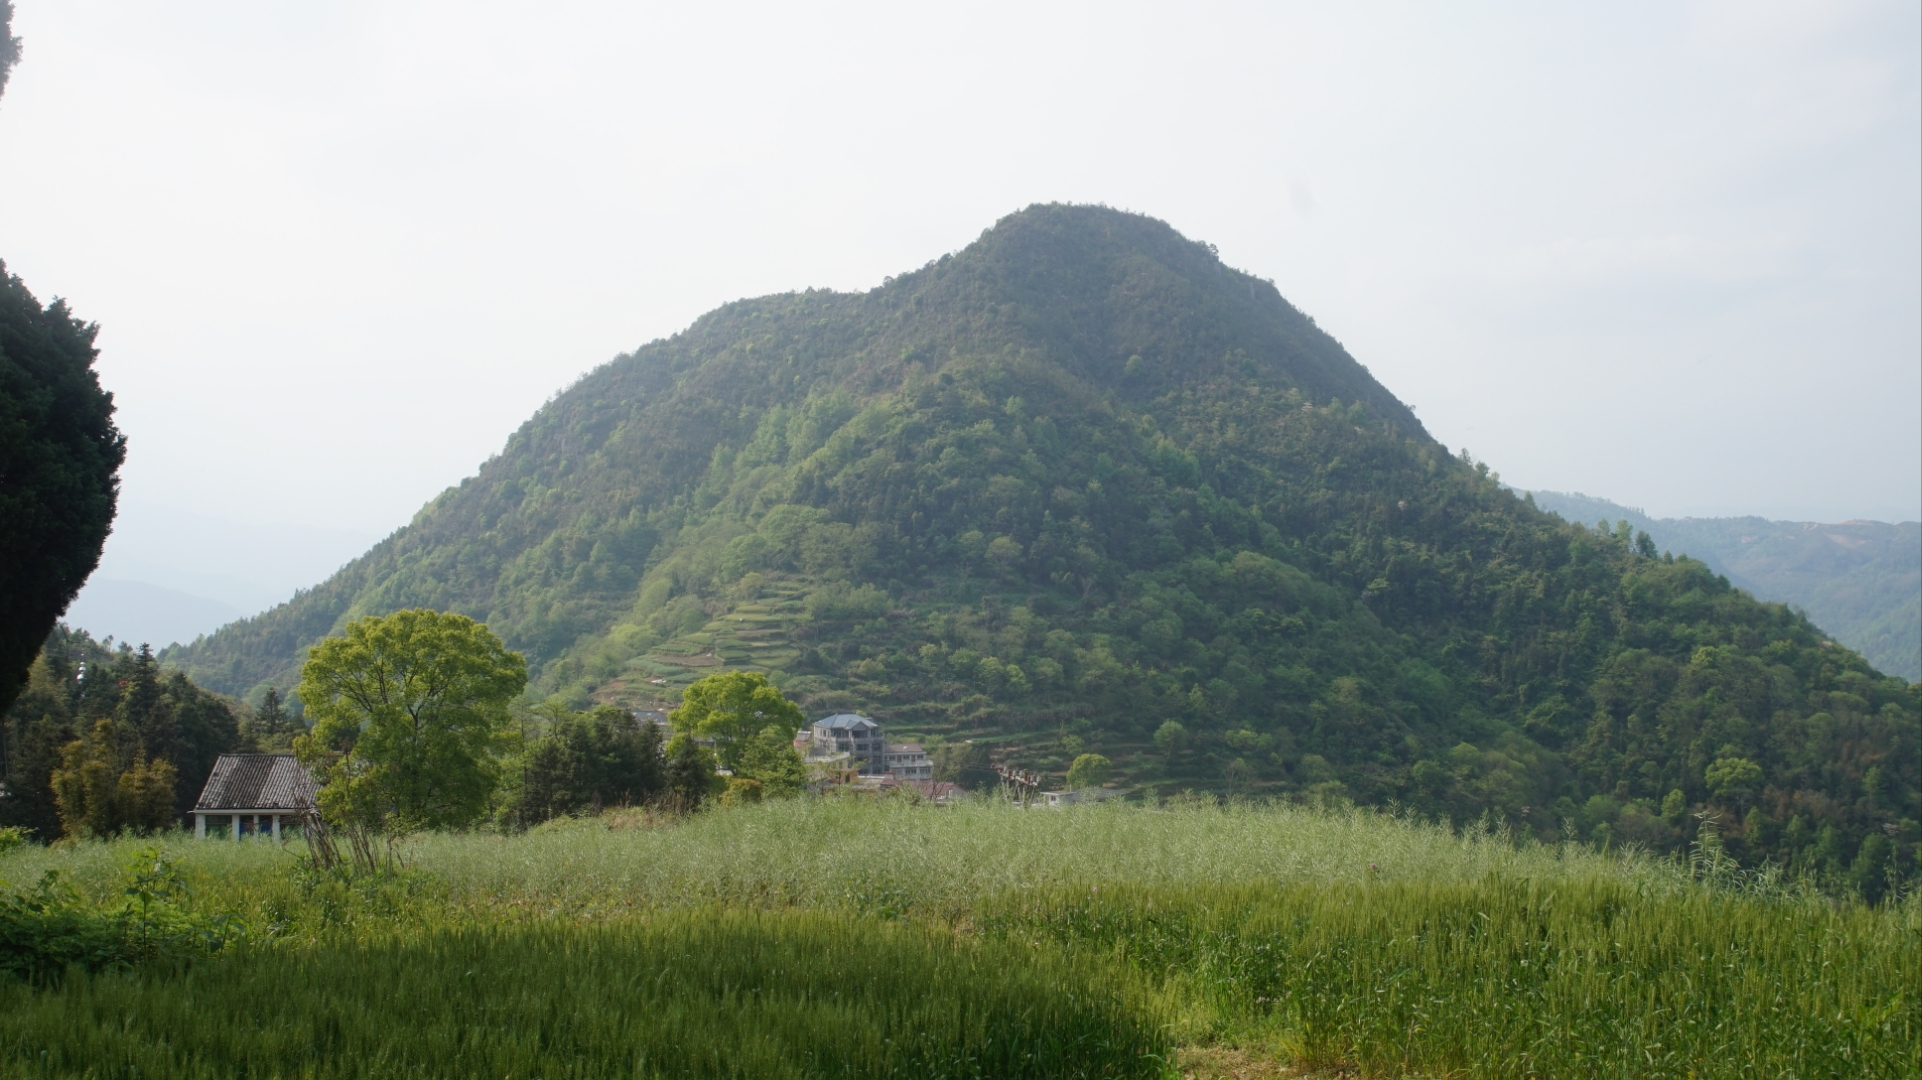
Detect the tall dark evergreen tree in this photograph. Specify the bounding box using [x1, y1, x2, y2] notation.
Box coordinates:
[0, 269, 123, 720]
[256, 688, 287, 738]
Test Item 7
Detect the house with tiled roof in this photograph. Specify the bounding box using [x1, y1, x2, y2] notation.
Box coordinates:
[191, 753, 319, 841]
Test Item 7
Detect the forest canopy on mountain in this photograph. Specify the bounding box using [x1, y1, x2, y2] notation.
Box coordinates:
[162, 205, 1919, 893]
[1528, 490, 1919, 682]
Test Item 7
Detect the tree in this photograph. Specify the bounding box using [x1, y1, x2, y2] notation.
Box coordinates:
[1705, 757, 1763, 808]
[931, 738, 993, 789]
[253, 687, 290, 737]
[516, 704, 665, 822]
[49, 718, 177, 838]
[735, 723, 807, 797]
[668, 671, 804, 772]
[0, 627, 243, 840]
[296, 610, 526, 831]
[164, 670, 240, 817]
[116, 645, 173, 761]
[1153, 720, 1187, 757]
[1065, 752, 1112, 790]
[0, 266, 126, 719]
[0, 653, 75, 838]
[0, 1, 19, 100]
[663, 732, 719, 811]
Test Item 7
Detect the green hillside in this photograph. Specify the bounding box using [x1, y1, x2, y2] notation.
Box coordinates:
[1529, 490, 1920, 682]
[166, 204, 1919, 882]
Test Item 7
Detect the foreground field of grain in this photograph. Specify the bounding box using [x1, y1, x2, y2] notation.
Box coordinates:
[3, 800, 1916, 1079]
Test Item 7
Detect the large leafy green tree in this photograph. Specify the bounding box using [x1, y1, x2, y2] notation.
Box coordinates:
[297, 610, 526, 830]
[669, 671, 804, 772]
[735, 724, 808, 797]
[0, 267, 124, 721]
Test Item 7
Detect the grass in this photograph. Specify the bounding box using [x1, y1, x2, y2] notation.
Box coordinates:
[2, 798, 1700, 920]
[987, 881, 1919, 1077]
[2, 912, 1166, 1080]
[2, 799, 1917, 1078]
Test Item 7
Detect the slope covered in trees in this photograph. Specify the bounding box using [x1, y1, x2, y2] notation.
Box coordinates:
[1529, 490, 1920, 682]
[166, 205, 1918, 887]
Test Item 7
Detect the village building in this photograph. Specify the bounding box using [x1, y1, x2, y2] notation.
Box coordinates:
[809, 713, 886, 776]
[191, 753, 319, 840]
[882, 742, 932, 780]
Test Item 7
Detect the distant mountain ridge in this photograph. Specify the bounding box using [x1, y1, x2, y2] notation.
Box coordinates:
[1527, 491, 1920, 682]
[163, 204, 1916, 883]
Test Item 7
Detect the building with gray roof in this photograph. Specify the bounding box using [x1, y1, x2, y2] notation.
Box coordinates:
[191, 753, 319, 841]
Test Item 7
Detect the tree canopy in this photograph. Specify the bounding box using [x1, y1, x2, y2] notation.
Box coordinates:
[0, 267, 124, 720]
[513, 702, 664, 823]
[297, 609, 526, 830]
[669, 671, 804, 772]
[1, 627, 243, 841]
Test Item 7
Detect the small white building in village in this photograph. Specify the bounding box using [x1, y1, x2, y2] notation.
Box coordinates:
[883, 742, 932, 780]
[191, 753, 319, 841]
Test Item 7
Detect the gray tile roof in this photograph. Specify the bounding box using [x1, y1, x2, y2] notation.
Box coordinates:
[192, 754, 320, 812]
[815, 713, 877, 730]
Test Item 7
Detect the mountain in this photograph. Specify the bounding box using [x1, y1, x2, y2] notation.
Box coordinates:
[166, 204, 1918, 884]
[61, 579, 245, 652]
[1528, 491, 1921, 683]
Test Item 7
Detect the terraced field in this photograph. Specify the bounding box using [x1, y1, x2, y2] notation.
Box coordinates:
[602, 581, 811, 708]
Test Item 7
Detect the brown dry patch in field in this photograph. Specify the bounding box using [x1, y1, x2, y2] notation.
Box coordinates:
[1176, 1046, 1311, 1079]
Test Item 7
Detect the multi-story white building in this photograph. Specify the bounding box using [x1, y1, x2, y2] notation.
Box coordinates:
[810, 713, 885, 776]
[807, 714, 935, 781]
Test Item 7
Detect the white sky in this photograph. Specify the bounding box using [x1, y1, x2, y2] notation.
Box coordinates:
[3, 1, 1917, 637]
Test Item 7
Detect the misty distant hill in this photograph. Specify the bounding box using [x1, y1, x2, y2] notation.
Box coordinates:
[1528, 491, 1920, 682]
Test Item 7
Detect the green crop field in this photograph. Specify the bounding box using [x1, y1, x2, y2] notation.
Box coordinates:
[2, 800, 1917, 1079]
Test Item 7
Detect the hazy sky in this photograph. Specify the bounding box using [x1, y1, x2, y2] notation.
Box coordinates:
[3, 1, 1917, 635]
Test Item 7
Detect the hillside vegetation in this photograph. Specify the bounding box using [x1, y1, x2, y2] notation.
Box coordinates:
[166, 204, 1919, 886]
[1530, 490, 1920, 682]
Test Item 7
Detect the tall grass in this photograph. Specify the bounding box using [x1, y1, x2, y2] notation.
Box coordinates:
[2, 799, 1914, 1078]
[5, 798, 1697, 920]
[984, 880, 1921, 1079]
[0, 909, 1169, 1080]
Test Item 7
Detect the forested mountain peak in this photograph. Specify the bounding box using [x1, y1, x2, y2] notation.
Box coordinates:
[166, 203, 1917, 887]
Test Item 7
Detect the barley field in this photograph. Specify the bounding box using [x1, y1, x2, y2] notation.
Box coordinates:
[2, 800, 1916, 1078]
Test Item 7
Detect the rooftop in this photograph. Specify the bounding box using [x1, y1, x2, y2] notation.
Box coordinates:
[192, 754, 319, 812]
[815, 713, 878, 730]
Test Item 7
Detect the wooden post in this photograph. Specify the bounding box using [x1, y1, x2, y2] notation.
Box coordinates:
[195, 814, 205, 839]
[232, 814, 241, 841]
